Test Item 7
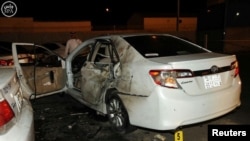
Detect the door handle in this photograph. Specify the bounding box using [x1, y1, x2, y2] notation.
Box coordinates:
[49, 71, 54, 83]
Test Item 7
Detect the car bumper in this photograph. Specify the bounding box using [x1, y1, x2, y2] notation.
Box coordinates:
[122, 78, 241, 130]
[0, 99, 34, 141]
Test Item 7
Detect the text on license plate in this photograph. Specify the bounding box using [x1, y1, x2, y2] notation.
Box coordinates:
[203, 74, 222, 89]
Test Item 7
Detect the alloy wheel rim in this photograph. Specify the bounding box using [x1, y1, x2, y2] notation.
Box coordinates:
[108, 98, 125, 128]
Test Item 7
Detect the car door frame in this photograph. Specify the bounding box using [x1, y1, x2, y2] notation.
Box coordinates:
[65, 38, 121, 111]
[12, 42, 67, 99]
[83, 39, 120, 102]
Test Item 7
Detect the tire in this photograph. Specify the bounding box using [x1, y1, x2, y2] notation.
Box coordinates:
[106, 91, 136, 134]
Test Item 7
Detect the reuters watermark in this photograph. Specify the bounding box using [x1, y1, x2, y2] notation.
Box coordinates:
[1, 1, 17, 17]
[208, 125, 250, 140]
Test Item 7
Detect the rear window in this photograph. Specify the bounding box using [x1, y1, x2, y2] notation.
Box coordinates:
[123, 35, 208, 58]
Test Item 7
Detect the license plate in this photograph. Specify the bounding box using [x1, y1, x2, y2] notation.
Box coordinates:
[203, 74, 222, 89]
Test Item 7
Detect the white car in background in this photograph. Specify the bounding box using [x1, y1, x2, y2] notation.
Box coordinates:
[41, 42, 66, 58]
[3, 33, 242, 135]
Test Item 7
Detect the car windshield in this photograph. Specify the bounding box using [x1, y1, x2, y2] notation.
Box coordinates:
[123, 35, 208, 58]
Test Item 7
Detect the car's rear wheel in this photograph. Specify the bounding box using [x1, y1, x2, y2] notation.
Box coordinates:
[106, 90, 136, 134]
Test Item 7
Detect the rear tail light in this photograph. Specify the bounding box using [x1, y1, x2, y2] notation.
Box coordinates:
[231, 61, 239, 77]
[0, 60, 8, 66]
[0, 59, 13, 66]
[149, 69, 193, 88]
[0, 98, 15, 131]
[0, 57, 32, 66]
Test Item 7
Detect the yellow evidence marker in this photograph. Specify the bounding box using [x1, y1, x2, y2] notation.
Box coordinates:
[174, 130, 184, 141]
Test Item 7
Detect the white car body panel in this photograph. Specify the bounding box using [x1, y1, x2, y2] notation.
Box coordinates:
[0, 68, 34, 141]
[121, 76, 241, 130]
[1, 99, 34, 141]
[111, 47, 241, 129]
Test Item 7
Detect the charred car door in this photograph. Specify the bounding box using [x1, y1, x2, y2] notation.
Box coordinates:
[81, 39, 120, 105]
[12, 43, 66, 98]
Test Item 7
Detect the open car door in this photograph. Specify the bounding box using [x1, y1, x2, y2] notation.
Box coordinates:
[12, 43, 66, 99]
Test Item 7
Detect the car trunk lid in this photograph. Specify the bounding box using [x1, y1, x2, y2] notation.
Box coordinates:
[149, 53, 239, 95]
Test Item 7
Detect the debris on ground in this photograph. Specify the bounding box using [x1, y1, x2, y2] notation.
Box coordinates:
[153, 134, 167, 141]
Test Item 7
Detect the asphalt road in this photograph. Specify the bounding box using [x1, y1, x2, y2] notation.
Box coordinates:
[31, 52, 250, 141]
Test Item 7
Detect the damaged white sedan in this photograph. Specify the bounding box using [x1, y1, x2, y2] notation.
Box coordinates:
[11, 33, 241, 133]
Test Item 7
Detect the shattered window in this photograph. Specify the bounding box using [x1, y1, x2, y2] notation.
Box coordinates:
[71, 44, 91, 74]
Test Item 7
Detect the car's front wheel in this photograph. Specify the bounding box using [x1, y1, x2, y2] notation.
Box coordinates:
[106, 91, 136, 134]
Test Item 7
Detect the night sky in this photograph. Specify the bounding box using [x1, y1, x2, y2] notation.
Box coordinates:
[1, 0, 249, 28]
[0, 0, 205, 25]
